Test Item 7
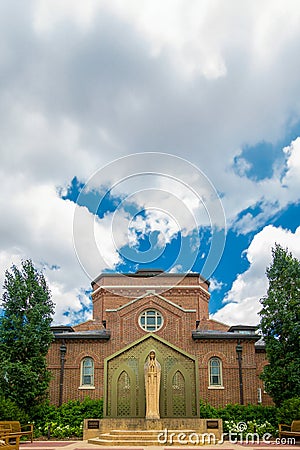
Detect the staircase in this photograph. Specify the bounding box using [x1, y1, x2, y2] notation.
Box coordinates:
[84, 418, 223, 446]
[88, 428, 199, 446]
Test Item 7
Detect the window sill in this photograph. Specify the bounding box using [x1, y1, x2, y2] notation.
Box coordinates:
[78, 386, 95, 390]
[208, 386, 224, 390]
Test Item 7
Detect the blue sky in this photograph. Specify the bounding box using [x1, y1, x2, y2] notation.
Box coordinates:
[0, 1, 300, 326]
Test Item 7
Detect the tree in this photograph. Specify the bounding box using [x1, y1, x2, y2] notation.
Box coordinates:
[259, 244, 300, 406]
[0, 259, 54, 409]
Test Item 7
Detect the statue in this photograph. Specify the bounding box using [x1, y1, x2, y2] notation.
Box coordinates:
[144, 350, 161, 419]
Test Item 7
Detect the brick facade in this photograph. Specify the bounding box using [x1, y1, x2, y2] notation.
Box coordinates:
[47, 270, 273, 408]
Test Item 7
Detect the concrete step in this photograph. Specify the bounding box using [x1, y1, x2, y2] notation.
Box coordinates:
[98, 433, 159, 441]
[89, 438, 165, 446]
[88, 429, 201, 446]
[108, 429, 196, 437]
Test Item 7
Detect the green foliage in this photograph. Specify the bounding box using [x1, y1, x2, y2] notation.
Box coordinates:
[30, 400, 59, 429]
[0, 396, 29, 423]
[259, 244, 300, 406]
[0, 259, 54, 409]
[40, 422, 83, 439]
[79, 397, 103, 420]
[32, 398, 103, 439]
[57, 398, 103, 427]
[199, 399, 218, 418]
[200, 401, 278, 434]
[217, 403, 277, 426]
[277, 397, 300, 425]
[224, 419, 276, 438]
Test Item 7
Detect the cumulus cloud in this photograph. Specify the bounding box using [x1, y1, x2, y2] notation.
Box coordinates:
[209, 278, 224, 292]
[1, 0, 300, 323]
[281, 137, 300, 194]
[0, 177, 126, 324]
[226, 136, 300, 234]
[211, 225, 300, 325]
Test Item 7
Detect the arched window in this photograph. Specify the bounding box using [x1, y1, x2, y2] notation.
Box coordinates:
[209, 357, 222, 386]
[117, 371, 131, 416]
[81, 357, 94, 386]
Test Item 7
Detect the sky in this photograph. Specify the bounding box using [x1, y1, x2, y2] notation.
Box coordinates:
[1, 0, 300, 326]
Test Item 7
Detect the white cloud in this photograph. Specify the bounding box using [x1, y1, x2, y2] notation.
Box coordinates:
[169, 264, 183, 274]
[33, 0, 98, 33]
[281, 137, 300, 194]
[211, 225, 300, 325]
[225, 136, 300, 234]
[0, 177, 127, 324]
[209, 278, 224, 292]
[1, 0, 300, 323]
[50, 283, 92, 326]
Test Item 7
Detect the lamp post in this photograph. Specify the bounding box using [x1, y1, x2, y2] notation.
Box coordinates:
[59, 342, 67, 407]
[236, 342, 244, 405]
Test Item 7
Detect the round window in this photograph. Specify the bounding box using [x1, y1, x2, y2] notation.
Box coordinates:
[139, 309, 163, 332]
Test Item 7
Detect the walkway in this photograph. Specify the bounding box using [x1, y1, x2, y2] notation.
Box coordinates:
[19, 439, 299, 450]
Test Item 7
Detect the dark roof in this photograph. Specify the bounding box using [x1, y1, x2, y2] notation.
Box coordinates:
[92, 269, 209, 286]
[51, 325, 74, 334]
[254, 338, 266, 349]
[192, 329, 261, 341]
[228, 325, 258, 332]
[134, 269, 164, 275]
[52, 328, 110, 340]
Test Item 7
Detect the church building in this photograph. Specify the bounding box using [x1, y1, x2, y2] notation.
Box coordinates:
[47, 269, 272, 416]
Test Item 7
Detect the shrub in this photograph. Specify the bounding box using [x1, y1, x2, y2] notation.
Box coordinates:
[30, 400, 59, 436]
[80, 397, 103, 419]
[31, 397, 103, 439]
[277, 397, 300, 425]
[224, 419, 276, 438]
[199, 399, 218, 418]
[41, 422, 83, 439]
[200, 401, 278, 437]
[0, 396, 29, 423]
[217, 403, 277, 428]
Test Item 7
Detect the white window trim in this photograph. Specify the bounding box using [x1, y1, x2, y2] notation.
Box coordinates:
[80, 357, 95, 388]
[208, 357, 223, 388]
[257, 387, 262, 403]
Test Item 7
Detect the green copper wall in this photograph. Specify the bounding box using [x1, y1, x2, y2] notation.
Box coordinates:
[104, 335, 199, 418]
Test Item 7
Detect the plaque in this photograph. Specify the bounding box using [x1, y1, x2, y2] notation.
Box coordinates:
[206, 420, 219, 429]
[87, 420, 100, 429]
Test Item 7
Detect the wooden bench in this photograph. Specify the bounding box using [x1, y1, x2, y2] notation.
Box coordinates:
[279, 420, 300, 440]
[0, 422, 33, 443]
[0, 434, 20, 450]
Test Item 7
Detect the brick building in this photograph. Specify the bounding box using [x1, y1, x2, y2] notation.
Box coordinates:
[47, 270, 272, 414]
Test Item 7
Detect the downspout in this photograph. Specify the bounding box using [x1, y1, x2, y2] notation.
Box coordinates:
[236, 341, 244, 405]
[59, 340, 67, 406]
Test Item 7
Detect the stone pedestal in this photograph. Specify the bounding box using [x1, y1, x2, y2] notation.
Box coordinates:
[84, 417, 223, 445]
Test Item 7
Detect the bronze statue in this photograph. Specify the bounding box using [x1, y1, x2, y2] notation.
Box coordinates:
[144, 350, 161, 419]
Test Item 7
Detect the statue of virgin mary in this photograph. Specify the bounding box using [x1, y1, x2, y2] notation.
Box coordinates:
[144, 350, 161, 419]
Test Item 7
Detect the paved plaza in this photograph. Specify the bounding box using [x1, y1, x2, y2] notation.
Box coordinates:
[19, 439, 299, 450]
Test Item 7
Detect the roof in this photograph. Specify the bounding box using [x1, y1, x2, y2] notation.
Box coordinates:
[51, 325, 74, 334]
[228, 325, 258, 332]
[52, 327, 110, 340]
[192, 329, 261, 341]
[254, 338, 266, 349]
[92, 269, 210, 287]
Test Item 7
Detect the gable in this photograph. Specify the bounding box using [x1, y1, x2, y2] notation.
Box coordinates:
[105, 332, 197, 363]
[104, 333, 199, 418]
